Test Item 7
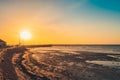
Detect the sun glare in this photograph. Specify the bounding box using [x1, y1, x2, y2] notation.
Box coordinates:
[20, 30, 31, 40]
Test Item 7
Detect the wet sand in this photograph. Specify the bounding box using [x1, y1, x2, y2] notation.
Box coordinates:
[0, 47, 26, 80]
[0, 47, 120, 80]
[22, 50, 120, 80]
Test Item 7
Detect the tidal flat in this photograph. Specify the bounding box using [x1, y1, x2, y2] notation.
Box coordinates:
[0, 46, 120, 80]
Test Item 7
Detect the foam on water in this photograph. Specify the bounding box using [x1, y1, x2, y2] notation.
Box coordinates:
[86, 60, 120, 69]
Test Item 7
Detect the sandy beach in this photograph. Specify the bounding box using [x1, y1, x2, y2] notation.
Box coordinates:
[0, 0, 120, 80]
[0, 47, 120, 80]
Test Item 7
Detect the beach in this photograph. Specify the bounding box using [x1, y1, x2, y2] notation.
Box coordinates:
[0, 46, 120, 80]
[0, 0, 120, 80]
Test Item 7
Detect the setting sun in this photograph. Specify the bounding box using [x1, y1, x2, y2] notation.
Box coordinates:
[20, 30, 31, 40]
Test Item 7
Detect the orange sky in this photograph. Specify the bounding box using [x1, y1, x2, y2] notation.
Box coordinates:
[0, 0, 120, 45]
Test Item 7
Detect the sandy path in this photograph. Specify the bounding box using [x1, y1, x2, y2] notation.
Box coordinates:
[0, 47, 26, 80]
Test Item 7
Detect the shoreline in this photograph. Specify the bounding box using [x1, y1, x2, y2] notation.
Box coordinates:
[22, 48, 120, 80]
[0, 47, 120, 80]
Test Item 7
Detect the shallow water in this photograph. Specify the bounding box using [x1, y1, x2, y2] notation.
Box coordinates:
[86, 60, 120, 69]
[31, 45, 120, 54]
[107, 55, 120, 59]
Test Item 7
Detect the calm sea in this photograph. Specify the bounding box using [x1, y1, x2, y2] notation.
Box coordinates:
[32, 45, 120, 54]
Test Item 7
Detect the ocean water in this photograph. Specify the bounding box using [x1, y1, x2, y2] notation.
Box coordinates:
[32, 45, 120, 54]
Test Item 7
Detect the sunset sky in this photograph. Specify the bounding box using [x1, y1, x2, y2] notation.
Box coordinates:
[0, 0, 120, 45]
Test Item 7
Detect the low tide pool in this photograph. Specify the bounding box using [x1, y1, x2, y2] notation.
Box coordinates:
[107, 55, 120, 59]
[86, 60, 120, 69]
